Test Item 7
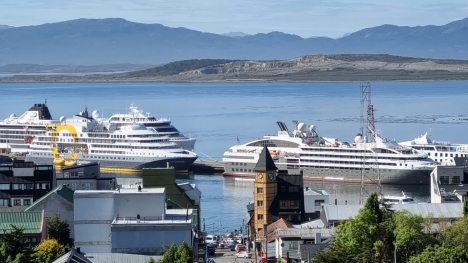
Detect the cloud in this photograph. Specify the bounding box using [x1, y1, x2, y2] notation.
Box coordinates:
[1, 0, 468, 37]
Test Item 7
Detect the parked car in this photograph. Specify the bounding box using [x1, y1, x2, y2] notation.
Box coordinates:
[235, 251, 251, 258]
[235, 244, 246, 252]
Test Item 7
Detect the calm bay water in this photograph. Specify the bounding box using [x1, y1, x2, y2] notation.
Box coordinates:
[1, 81, 468, 231]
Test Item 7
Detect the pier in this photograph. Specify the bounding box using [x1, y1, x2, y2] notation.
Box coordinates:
[189, 159, 224, 174]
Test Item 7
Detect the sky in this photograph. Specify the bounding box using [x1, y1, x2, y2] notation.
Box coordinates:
[1, 0, 468, 38]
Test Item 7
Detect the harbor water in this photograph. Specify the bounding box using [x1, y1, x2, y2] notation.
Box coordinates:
[1, 81, 468, 231]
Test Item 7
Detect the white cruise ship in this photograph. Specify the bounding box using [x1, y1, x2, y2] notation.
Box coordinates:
[222, 121, 436, 185]
[97, 104, 196, 151]
[399, 132, 468, 166]
[25, 109, 197, 171]
[0, 103, 60, 154]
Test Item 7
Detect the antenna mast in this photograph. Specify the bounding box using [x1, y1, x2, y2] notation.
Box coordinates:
[359, 83, 382, 204]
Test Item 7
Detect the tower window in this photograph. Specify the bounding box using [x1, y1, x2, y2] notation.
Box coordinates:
[257, 188, 264, 194]
[257, 214, 264, 220]
[257, 201, 263, 207]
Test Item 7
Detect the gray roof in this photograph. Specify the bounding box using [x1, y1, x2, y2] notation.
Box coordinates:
[254, 146, 278, 171]
[84, 253, 162, 263]
[51, 248, 92, 263]
[294, 219, 325, 229]
[323, 203, 463, 223]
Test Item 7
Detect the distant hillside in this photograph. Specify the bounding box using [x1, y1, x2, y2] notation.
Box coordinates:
[0, 25, 12, 30]
[1, 18, 468, 65]
[4, 54, 468, 83]
[0, 63, 154, 74]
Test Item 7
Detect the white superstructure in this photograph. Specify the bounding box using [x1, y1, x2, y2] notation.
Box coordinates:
[399, 132, 468, 166]
[381, 192, 416, 204]
[223, 121, 436, 184]
[0, 103, 60, 154]
[98, 104, 196, 151]
[25, 109, 197, 171]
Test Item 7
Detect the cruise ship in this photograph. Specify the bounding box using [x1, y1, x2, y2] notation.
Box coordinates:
[97, 104, 196, 151]
[0, 103, 60, 154]
[25, 109, 197, 171]
[399, 132, 468, 166]
[222, 121, 437, 184]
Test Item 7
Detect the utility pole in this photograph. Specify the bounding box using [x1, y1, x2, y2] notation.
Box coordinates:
[359, 82, 382, 204]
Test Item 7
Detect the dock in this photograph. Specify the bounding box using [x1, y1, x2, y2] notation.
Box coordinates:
[189, 159, 224, 174]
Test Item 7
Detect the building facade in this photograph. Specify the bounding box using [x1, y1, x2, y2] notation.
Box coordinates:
[58, 162, 116, 190]
[0, 161, 55, 210]
[74, 188, 193, 254]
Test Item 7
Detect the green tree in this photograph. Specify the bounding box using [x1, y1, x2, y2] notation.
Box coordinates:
[0, 225, 32, 262]
[146, 257, 157, 263]
[408, 245, 468, 263]
[46, 215, 73, 248]
[157, 244, 177, 263]
[439, 216, 468, 250]
[393, 211, 435, 262]
[364, 192, 383, 223]
[175, 241, 192, 263]
[31, 239, 65, 263]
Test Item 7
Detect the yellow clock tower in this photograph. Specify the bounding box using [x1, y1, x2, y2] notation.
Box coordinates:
[253, 146, 278, 235]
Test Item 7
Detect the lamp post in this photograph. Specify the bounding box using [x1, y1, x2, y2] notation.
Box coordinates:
[394, 244, 397, 263]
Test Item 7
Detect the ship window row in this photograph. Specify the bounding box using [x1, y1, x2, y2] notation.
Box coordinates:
[287, 165, 371, 170]
[432, 153, 467, 157]
[83, 155, 135, 160]
[300, 153, 426, 161]
[91, 145, 176, 150]
[0, 130, 43, 134]
[299, 159, 398, 166]
[232, 162, 248, 166]
[126, 134, 162, 138]
[232, 168, 253, 172]
[301, 147, 372, 153]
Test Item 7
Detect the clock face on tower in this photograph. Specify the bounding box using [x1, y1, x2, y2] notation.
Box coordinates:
[268, 173, 274, 181]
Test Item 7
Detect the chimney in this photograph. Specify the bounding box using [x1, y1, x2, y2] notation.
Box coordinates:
[167, 162, 170, 168]
[315, 233, 322, 244]
[138, 185, 142, 192]
[306, 187, 309, 191]
[76, 247, 81, 253]
[137, 214, 141, 223]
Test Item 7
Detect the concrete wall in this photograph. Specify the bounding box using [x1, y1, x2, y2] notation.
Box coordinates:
[111, 225, 192, 254]
[304, 195, 329, 213]
[26, 193, 75, 238]
[74, 193, 114, 253]
[114, 192, 165, 218]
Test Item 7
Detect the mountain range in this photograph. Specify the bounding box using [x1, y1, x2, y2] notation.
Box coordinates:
[1, 18, 468, 65]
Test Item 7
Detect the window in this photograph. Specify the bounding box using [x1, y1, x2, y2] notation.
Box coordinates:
[257, 201, 263, 207]
[257, 214, 264, 220]
[23, 199, 31, 206]
[315, 199, 325, 206]
[36, 182, 50, 190]
[257, 188, 263, 194]
[439, 176, 450, 184]
[281, 186, 285, 192]
[289, 241, 298, 249]
[452, 176, 461, 184]
[0, 184, 9, 190]
[13, 199, 21, 206]
[0, 199, 8, 206]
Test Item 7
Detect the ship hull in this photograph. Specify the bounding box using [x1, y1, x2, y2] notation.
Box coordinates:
[26, 155, 197, 172]
[223, 162, 431, 185]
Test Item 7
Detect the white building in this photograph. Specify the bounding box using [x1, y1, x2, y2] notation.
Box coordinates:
[304, 187, 329, 215]
[74, 187, 193, 254]
[430, 165, 468, 203]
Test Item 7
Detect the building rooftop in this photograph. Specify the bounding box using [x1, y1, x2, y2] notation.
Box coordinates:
[323, 203, 463, 222]
[304, 188, 329, 196]
[25, 185, 74, 212]
[0, 211, 43, 234]
[275, 228, 334, 239]
[254, 146, 278, 172]
[51, 248, 92, 263]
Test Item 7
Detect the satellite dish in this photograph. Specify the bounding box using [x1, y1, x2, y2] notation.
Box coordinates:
[92, 110, 100, 119]
[9, 114, 16, 118]
[59, 116, 66, 123]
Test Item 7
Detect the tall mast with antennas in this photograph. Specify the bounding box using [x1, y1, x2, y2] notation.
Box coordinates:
[359, 82, 382, 204]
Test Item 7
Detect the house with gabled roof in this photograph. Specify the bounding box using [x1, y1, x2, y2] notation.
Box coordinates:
[0, 210, 47, 245]
[24, 184, 75, 237]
